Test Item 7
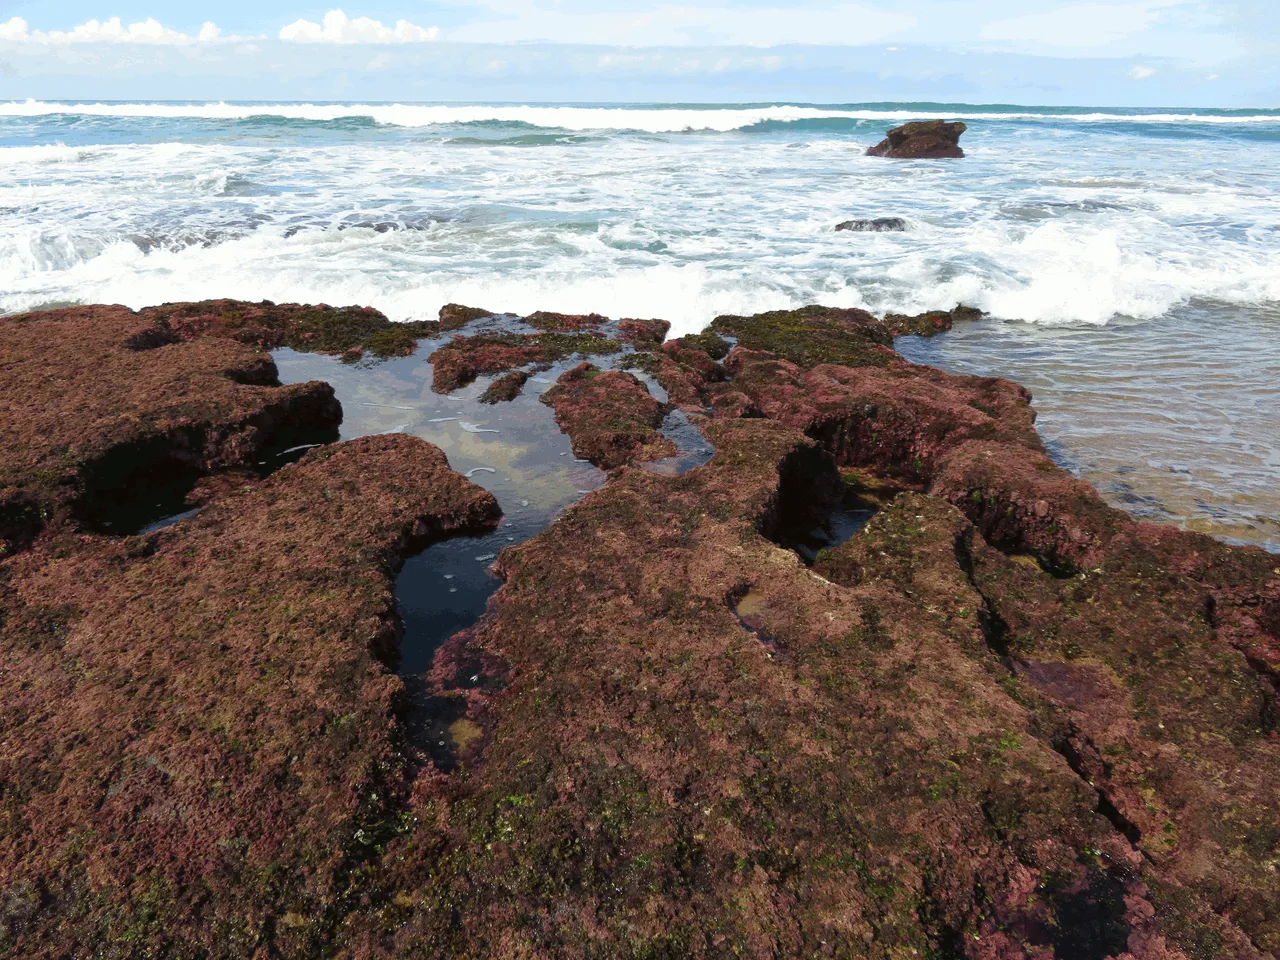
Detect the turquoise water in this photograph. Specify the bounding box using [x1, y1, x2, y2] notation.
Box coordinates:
[2, 100, 1277, 548]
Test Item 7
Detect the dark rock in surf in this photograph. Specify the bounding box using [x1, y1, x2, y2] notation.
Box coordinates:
[866, 119, 967, 159]
[884, 304, 984, 337]
[835, 217, 907, 232]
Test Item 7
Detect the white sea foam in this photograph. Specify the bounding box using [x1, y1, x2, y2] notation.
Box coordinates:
[1, 99, 1278, 131]
[2, 104, 1279, 334]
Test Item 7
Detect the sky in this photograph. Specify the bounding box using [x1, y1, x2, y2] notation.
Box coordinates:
[0, 1, 1276, 105]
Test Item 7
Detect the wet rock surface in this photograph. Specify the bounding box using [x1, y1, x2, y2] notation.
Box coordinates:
[540, 362, 678, 469]
[867, 119, 968, 159]
[0, 304, 343, 550]
[836, 217, 908, 232]
[0, 433, 499, 957]
[2, 300, 1277, 959]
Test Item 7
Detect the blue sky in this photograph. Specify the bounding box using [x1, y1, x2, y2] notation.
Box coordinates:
[0, 1, 1276, 105]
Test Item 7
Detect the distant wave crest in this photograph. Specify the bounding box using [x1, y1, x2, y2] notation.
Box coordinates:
[3, 100, 1280, 133]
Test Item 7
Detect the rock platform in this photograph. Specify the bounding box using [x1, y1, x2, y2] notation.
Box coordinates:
[1, 300, 1276, 959]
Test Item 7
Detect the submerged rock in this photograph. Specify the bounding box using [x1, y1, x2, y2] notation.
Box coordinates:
[867, 119, 967, 159]
[835, 216, 908, 232]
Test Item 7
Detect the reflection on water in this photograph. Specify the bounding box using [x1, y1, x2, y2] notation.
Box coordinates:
[897, 300, 1280, 552]
[273, 344, 608, 669]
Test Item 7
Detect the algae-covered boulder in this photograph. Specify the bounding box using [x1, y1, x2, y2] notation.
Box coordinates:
[867, 119, 967, 159]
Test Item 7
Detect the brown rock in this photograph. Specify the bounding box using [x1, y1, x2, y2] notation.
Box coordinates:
[0, 304, 341, 550]
[867, 119, 967, 159]
[617, 317, 671, 347]
[139, 298, 434, 357]
[478, 370, 530, 404]
[438, 303, 493, 330]
[0, 434, 500, 956]
[428, 330, 621, 394]
[540, 362, 677, 468]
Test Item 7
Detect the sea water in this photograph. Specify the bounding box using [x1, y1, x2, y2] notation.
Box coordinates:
[2, 101, 1277, 549]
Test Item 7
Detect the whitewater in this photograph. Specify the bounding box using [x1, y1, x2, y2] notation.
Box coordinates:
[1, 100, 1278, 548]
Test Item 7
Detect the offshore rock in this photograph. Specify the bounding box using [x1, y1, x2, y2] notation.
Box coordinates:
[867, 119, 967, 159]
[836, 217, 908, 232]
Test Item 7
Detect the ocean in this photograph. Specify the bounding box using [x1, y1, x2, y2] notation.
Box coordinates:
[2, 100, 1278, 549]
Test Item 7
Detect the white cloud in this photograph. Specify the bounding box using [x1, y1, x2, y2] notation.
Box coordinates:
[279, 9, 439, 44]
[980, 0, 1188, 48]
[1129, 64, 1157, 78]
[0, 15, 225, 46]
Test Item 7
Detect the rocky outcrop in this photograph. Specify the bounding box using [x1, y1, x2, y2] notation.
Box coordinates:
[0, 434, 500, 957]
[2, 301, 1277, 959]
[139, 298, 435, 358]
[836, 217, 907, 232]
[0, 304, 343, 551]
[540, 362, 677, 468]
[867, 119, 967, 159]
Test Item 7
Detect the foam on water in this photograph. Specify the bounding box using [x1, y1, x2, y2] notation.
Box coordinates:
[2, 107, 1279, 332]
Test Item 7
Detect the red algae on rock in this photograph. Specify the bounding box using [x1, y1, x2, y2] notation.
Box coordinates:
[0, 304, 342, 550]
[478, 370, 530, 404]
[540, 361, 678, 469]
[428, 330, 623, 394]
[3, 301, 1278, 959]
[617, 317, 672, 347]
[0, 434, 500, 957]
[138, 298, 437, 358]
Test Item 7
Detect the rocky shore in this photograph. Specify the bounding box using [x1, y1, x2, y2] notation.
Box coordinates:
[1, 300, 1277, 959]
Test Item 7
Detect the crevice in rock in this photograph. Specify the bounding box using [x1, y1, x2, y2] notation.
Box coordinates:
[953, 529, 1013, 661]
[0, 499, 44, 557]
[76, 424, 341, 537]
[953, 530, 1147, 857]
[1051, 728, 1143, 848]
[764, 448, 881, 565]
[1046, 867, 1133, 960]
